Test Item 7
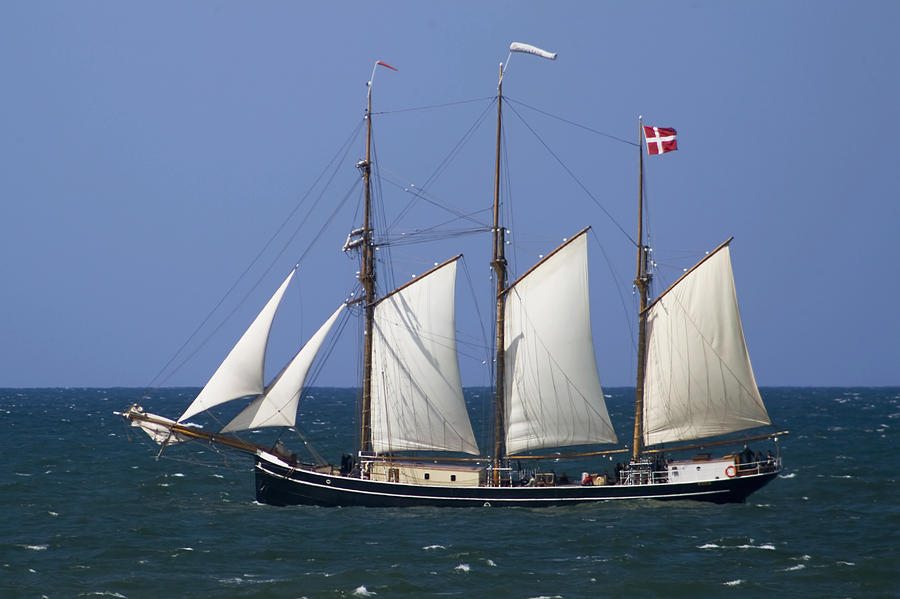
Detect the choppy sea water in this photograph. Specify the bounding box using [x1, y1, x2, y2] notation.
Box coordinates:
[1, 387, 897, 598]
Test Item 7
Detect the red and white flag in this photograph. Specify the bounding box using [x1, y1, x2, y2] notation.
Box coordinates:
[643, 126, 677, 155]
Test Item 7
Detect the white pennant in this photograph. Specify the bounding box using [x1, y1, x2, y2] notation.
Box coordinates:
[509, 42, 557, 60]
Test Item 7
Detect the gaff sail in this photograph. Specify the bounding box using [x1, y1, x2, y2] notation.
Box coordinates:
[503, 230, 617, 453]
[642, 243, 770, 446]
[369, 257, 479, 455]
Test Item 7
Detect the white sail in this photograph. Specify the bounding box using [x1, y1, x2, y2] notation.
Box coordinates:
[220, 304, 345, 433]
[370, 258, 479, 455]
[179, 269, 296, 423]
[643, 244, 770, 446]
[503, 231, 617, 454]
[124, 407, 188, 446]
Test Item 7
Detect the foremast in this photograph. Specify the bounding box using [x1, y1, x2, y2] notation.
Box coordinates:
[359, 69, 376, 454]
[356, 61, 398, 456]
[632, 117, 651, 462]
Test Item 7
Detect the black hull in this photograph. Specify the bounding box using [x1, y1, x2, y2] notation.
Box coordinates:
[254, 457, 779, 508]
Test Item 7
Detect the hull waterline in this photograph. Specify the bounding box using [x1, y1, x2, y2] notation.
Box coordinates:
[254, 456, 779, 508]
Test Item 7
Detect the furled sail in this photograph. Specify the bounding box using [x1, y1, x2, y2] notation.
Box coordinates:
[179, 269, 296, 423]
[370, 257, 479, 455]
[503, 230, 617, 454]
[642, 243, 770, 446]
[220, 304, 345, 433]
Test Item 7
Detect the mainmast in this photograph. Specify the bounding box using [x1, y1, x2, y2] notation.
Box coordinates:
[632, 117, 651, 462]
[491, 63, 507, 486]
[490, 44, 557, 485]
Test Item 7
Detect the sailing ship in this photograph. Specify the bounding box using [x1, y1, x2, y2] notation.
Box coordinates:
[120, 43, 785, 507]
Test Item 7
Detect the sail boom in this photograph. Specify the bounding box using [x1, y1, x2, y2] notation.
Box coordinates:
[641, 430, 789, 455]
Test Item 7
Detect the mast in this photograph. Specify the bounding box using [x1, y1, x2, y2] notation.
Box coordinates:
[491, 62, 507, 485]
[632, 117, 651, 462]
[359, 73, 376, 454]
[489, 43, 557, 484]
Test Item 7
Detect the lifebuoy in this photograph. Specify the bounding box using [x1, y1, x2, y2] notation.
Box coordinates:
[725, 465, 736, 478]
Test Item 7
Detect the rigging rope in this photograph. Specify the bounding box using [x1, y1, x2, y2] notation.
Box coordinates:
[505, 97, 639, 148]
[384, 98, 496, 232]
[371, 96, 495, 116]
[505, 102, 638, 248]
[147, 121, 364, 389]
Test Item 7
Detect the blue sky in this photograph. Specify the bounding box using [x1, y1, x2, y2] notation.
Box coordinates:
[1, 1, 898, 388]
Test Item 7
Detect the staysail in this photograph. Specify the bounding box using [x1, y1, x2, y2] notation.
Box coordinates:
[642, 243, 770, 446]
[369, 257, 479, 455]
[503, 230, 617, 454]
[179, 269, 296, 423]
[221, 304, 345, 432]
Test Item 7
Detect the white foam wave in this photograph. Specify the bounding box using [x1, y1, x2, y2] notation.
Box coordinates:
[353, 586, 376, 596]
[738, 543, 775, 550]
[422, 544, 446, 551]
[723, 579, 743, 586]
[779, 472, 796, 479]
[783, 564, 805, 571]
[454, 563, 471, 572]
[703, 541, 775, 551]
[218, 576, 278, 586]
[23, 544, 48, 551]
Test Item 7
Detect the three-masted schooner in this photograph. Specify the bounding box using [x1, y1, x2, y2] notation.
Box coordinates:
[120, 43, 785, 507]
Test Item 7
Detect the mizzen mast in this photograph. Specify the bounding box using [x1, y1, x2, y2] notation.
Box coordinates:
[632, 117, 651, 462]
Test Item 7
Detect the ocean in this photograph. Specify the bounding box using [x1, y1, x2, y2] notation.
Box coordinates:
[1, 387, 897, 598]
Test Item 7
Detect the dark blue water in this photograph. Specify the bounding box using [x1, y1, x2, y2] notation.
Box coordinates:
[2, 387, 897, 598]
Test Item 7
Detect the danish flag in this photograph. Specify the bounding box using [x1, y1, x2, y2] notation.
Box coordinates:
[643, 126, 677, 155]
